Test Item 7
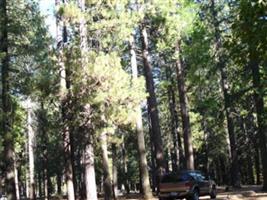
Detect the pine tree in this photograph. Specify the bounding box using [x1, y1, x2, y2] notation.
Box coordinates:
[209, 0, 241, 187]
[175, 41, 194, 170]
[55, 0, 75, 199]
[0, 0, 16, 198]
[26, 99, 36, 199]
[140, 23, 165, 187]
[130, 36, 153, 200]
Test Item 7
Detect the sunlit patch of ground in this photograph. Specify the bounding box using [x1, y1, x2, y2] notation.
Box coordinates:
[200, 191, 267, 200]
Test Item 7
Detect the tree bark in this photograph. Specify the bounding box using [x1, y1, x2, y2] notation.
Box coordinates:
[220, 157, 228, 185]
[56, 0, 76, 199]
[135, 79, 153, 200]
[70, 129, 77, 196]
[165, 65, 184, 171]
[37, 171, 42, 198]
[166, 67, 178, 172]
[121, 137, 130, 194]
[175, 41, 194, 170]
[100, 132, 113, 200]
[84, 138, 98, 200]
[249, 56, 267, 191]
[77, 1, 98, 198]
[241, 117, 254, 185]
[130, 36, 153, 199]
[0, 0, 16, 199]
[27, 104, 36, 200]
[202, 122, 209, 174]
[55, 173, 61, 195]
[40, 103, 49, 200]
[78, 0, 88, 66]
[44, 167, 48, 200]
[210, 0, 241, 187]
[14, 155, 20, 200]
[0, 176, 2, 196]
[149, 125, 156, 192]
[219, 66, 241, 187]
[26, 151, 29, 198]
[77, 149, 86, 199]
[255, 147, 261, 185]
[165, 150, 170, 173]
[62, 110, 76, 200]
[112, 144, 118, 199]
[140, 24, 165, 187]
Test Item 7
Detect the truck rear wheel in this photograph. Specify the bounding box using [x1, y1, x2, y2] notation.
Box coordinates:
[187, 189, 199, 200]
[210, 186, 216, 199]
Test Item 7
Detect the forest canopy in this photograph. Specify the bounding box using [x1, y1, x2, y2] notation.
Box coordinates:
[0, 0, 267, 200]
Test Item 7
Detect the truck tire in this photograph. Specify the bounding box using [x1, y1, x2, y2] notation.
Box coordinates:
[187, 189, 199, 200]
[210, 186, 216, 199]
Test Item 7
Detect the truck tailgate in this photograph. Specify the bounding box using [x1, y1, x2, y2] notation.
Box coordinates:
[159, 182, 190, 192]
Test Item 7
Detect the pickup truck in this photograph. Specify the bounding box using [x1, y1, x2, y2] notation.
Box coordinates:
[159, 170, 216, 200]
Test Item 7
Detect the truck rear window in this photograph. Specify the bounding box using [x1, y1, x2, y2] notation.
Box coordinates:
[161, 173, 192, 183]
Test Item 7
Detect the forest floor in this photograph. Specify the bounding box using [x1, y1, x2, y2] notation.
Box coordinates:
[107, 185, 267, 200]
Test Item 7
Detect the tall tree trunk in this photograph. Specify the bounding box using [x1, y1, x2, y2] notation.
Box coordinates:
[56, 0, 75, 199]
[140, 24, 165, 187]
[241, 118, 254, 185]
[202, 123, 209, 174]
[84, 139, 98, 200]
[0, 176, 2, 196]
[165, 150, 170, 173]
[78, 0, 88, 65]
[42, 164, 48, 200]
[77, 1, 98, 198]
[149, 124, 156, 192]
[0, 0, 16, 199]
[210, 0, 241, 187]
[26, 150, 29, 198]
[40, 103, 49, 200]
[27, 104, 36, 200]
[62, 102, 75, 200]
[130, 36, 153, 199]
[249, 55, 267, 191]
[77, 149, 86, 199]
[14, 155, 20, 200]
[166, 67, 178, 172]
[219, 66, 241, 187]
[70, 130, 77, 196]
[255, 146, 261, 185]
[112, 144, 118, 199]
[56, 173, 62, 195]
[44, 149, 48, 199]
[175, 41, 194, 170]
[37, 171, 42, 198]
[121, 137, 129, 194]
[165, 65, 184, 171]
[220, 157, 228, 185]
[100, 132, 113, 200]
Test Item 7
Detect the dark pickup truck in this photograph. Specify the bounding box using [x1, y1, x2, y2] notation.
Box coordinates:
[159, 170, 216, 200]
